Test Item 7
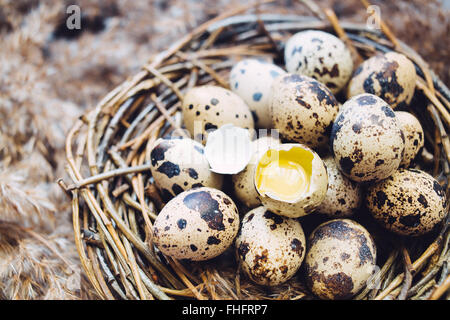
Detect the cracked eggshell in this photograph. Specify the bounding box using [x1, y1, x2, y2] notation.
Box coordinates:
[232, 136, 281, 208]
[395, 111, 424, 168]
[366, 169, 447, 237]
[230, 59, 286, 128]
[270, 74, 339, 149]
[235, 206, 306, 286]
[152, 187, 240, 261]
[284, 30, 354, 94]
[204, 124, 253, 175]
[347, 52, 417, 109]
[255, 143, 328, 218]
[181, 85, 254, 143]
[150, 138, 223, 201]
[317, 157, 362, 217]
[331, 93, 404, 183]
[305, 219, 377, 300]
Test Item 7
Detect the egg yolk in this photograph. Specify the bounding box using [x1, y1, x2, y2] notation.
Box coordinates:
[255, 147, 313, 202]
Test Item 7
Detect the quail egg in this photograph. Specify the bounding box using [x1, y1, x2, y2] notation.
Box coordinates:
[347, 51, 417, 109]
[270, 73, 339, 149]
[150, 138, 223, 201]
[254, 143, 328, 218]
[366, 168, 447, 236]
[317, 157, 362, 217]
[305, 219, 377, 300]
[235, 206, 306, 286]
[331, 93, 404, 182]
[232, 136, 280, 208]
[182, 85, 254, 143]
[395, 111, 424, 167]
[284, 30, 354, 94]
[230, 59, 286, 128]
[152, 187, 240, 261]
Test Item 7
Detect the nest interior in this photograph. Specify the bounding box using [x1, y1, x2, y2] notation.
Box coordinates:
[63, 2, 450, 300]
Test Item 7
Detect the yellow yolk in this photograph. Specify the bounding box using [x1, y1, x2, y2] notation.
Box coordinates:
[255, 147, 313, 202]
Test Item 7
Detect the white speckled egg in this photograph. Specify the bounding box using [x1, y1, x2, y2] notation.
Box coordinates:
[285, 30, 354, 94]
[366, 169, 447, 236]
[254, 143, 328, 218]
[317, 157, 362, 217]
[153, 187, 240, 261]
[182, 85, 254, 142]
[230, 59, 286, 128]
[232, 136, 281, 208]
[347, 52, 417, 109]
[395, 111, 424, 167]
[331, 93, 404, 182]
[270, 73, 339, 148]
[150, 138, 223, 201]
[235, 206, 306, 286]
[305, 219, 377, 300]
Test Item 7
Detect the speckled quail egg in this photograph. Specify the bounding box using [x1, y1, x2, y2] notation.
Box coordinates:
[270, 74, 339, 149]
[284, 30, 354, 94]
[347, 51, 417, 109]
[331, 93, 404, 183]
[150, 138, 223, 201]
[152, 187, 240, 261]
[182, 85, 254, 142]
[232, 136, 280, 208]
[395, 111, 424, 167]
[254, 143, 328, 218]
[317, 157, 362, 217]
[230, 59, 286, 128]
[366, 169, 447, 236]
[305, 219, 377, 300]
[235, 206, 306, 286]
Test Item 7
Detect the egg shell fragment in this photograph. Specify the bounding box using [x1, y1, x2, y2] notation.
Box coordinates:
[181, 85, 254, 143]
[305, 219, 377, 300]
[284, 30, 354, 94]
[254, 143, 328, 218]
[235, 206, 306, 286]
[395, 111, 424, 168]
[331, 93, 404, 183]
[366, 169, 447, 237]
[232, 136, 281, 208]
[150, 138, 223, 201]
[347, 51, 417, 109]
[230, 59, 287, 128]
[270, 74, 339, 149]
[152, 187, 240, 261]
[317, 157, 362, 217]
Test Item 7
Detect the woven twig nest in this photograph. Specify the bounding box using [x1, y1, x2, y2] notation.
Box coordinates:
[63, 2, 450, 300]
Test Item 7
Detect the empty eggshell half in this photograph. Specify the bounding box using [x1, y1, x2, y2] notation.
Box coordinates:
[204, 124, 253, 174]
[254, 143, 328, 218]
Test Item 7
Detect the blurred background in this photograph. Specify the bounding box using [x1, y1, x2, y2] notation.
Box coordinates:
[0, 0, 448, 299]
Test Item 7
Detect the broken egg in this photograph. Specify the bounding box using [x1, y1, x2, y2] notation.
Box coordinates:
[236, 206, 306, 286]
[204, 124, 253, 174]
[254, 143, 328, 218]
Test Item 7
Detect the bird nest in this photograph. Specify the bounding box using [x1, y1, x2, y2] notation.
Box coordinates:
[62, 2, 450, 300]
